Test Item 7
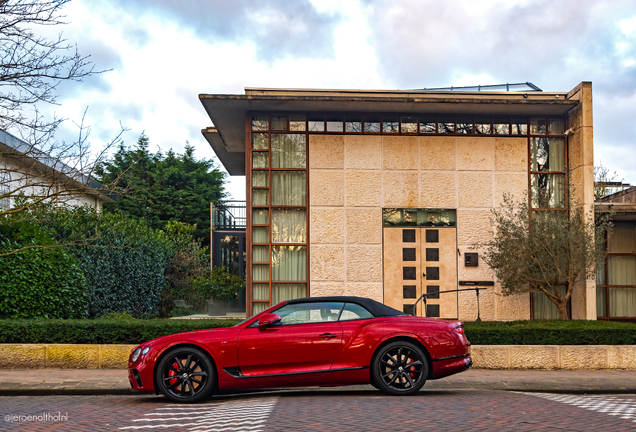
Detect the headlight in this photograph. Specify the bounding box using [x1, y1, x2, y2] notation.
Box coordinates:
[142, 347, 150, 355]
[132, 347, 142, 363]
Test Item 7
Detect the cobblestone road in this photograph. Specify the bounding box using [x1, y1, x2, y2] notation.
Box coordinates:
[2, 390, 636, 431]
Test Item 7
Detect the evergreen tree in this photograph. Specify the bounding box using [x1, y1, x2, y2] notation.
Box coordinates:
[98, 134, 227, 247]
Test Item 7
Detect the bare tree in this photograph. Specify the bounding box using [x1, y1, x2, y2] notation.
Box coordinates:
[0, 0, 132, 258]
[594, 162, 622, 200]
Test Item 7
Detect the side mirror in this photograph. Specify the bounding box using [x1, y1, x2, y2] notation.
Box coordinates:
[258, 313, 281, 327]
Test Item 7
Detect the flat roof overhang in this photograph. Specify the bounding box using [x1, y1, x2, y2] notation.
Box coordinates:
[199, 88, 579, 175]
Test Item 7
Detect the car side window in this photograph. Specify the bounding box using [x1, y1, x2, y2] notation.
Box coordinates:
[274, 302, 344, 325]
[339, 303, 374, 321]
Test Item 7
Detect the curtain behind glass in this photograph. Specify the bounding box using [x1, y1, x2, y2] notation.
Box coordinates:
[253, 245, 268, 262]
[253, 302, 269, 316]
[252, 264, 269, 281]
[597, 287, 606, 317]
[610, 288, 636, 317]
[272, 284, 307, 303]
[272, 209, 307, 243]
[253, 227, 269, 243]
[609, 224, 636, 253]
[272, 246, 307, 281]
[533, 286, 566, 319]
[271, 134, 306, 168]
[609, 256, 636, 285]
[253, 209, 269, 224]
[272, 171, 306, 206]
[530, 138, 564, 172]
[253, 284, 269, 301]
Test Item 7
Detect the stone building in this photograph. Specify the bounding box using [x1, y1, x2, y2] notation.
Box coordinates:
[200, 82, 596, 321]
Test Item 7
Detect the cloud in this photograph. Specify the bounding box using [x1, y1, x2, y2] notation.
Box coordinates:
[101, 0, 342, 62]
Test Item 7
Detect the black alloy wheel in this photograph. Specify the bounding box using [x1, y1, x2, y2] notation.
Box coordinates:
[372, 341, 428, 396]
[156, 347, 215, 403]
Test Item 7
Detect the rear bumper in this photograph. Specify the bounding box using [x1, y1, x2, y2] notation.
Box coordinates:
[430, 354, 472, 380]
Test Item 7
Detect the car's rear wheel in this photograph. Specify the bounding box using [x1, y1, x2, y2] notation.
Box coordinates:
[372, 341, 428, 396]
[155, 346, 215, 403]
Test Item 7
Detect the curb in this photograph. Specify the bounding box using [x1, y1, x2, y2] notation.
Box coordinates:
[0, 388, 134, 396]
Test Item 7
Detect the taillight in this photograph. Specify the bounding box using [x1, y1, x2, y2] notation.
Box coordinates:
[454, 325, 464, 335]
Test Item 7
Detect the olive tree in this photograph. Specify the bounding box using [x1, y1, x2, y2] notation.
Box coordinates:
[482, 195, 611, 319]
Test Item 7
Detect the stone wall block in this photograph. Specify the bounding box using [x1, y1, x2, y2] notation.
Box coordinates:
[510, 345, 559, 369]
[419, 136, 456, 170]
[310, 170, 344, 207]
[310, 208, 345, 244]
[346, 245, 382, 282]
[346, 171, 381, 207]
[47, 344, 99, 368]
[310, 282, 345, 298]
[419, 171, 457, 208]
[344, 283, 383, 302]
[471, 346, 509, 369]
[382, 136, 418, 170]
[494, 138, 528, 172]
[608, 346, 636, 369]
[560, 346, 607, 370]
[100, 345, 137, 369]
[0, 344, 45, 368]
[457, 136, 494, 171]
[457, 209, 493, 245]
[494, 173, 528, 207]
[382, 171, 418, 207]
[458, 172, 493, 208]
[344, 135, 382, 170]
[494, 288, 531, 321]
[309, 135, 344, 169]
[310, 245, 345, 282]
[346, 208, 382, 244]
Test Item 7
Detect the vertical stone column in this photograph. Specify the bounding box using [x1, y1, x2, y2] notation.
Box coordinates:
[567, 81, 596, 320]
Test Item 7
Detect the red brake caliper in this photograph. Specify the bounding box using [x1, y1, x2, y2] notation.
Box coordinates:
[168, 361, 179, 386]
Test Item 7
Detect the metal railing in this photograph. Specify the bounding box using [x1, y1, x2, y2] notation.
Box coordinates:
[412, 287, 489, 322]
[212, 200, 246, 231]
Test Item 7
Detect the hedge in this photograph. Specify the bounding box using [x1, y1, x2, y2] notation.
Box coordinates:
[0, 318, 242, 345]
[1, 319, 635, 346]
[464, 320, 636, 345]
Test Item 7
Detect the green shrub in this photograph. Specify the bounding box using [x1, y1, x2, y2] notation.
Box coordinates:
[0, 220, 88, 319]
[0, 318, 242, 344]
[43, 207, 173, 318]
[464, 320, 636, 345]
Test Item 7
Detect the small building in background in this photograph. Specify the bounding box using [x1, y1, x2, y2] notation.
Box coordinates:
[200, 82, 601, 321]
[595, 186, 636, 321]
[0, 129, 117, 211]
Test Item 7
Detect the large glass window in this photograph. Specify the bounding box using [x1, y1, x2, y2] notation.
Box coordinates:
[529, 121, 566, 210]
[250, 115, 309, 316]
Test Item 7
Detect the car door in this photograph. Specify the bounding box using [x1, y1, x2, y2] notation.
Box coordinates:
[237, 301, 344, 377]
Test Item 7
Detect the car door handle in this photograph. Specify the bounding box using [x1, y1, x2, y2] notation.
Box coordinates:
[319, 333, 338, 339]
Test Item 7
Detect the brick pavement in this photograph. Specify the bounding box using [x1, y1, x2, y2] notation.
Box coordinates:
[1, 368, 636, 396]
[2, 391, 636, 431]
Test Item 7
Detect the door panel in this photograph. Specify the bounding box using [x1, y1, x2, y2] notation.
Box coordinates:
[383, 227, 458, 318]
[237, 322, 343, 376]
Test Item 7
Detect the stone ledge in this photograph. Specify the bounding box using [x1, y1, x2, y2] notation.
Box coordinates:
[472, 345, 636, 370]
[1, 344, 635, 370]
[0, 344, 136, 369]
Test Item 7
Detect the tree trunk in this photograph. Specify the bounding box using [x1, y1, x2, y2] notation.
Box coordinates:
[557, 301, 569, 320]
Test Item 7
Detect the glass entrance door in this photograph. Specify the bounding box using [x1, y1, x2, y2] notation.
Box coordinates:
[383, 227, 458, 318]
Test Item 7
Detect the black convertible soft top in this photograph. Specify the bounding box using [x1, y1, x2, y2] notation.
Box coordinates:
[286, 296, 406, 318]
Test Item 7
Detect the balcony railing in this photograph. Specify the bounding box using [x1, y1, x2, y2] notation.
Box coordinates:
[212, 200, 246, 231]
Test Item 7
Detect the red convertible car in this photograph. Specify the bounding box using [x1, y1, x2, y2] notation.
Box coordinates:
[128, 296, 472, 403]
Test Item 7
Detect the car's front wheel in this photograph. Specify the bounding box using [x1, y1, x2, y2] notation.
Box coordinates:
[372, 341, 428, 396]
[155, 346, 216, 403]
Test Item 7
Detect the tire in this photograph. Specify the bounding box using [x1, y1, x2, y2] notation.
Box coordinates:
[371, 341, 428, 396]
[155, 346, 216, 403]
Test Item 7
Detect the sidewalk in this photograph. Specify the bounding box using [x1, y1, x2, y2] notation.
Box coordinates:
[1, 369, 635, 396]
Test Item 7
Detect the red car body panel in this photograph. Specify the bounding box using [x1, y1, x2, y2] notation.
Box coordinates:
[128, 300, 471, 395]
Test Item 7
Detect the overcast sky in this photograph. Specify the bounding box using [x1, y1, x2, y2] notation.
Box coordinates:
[44, 0, 636, 199]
